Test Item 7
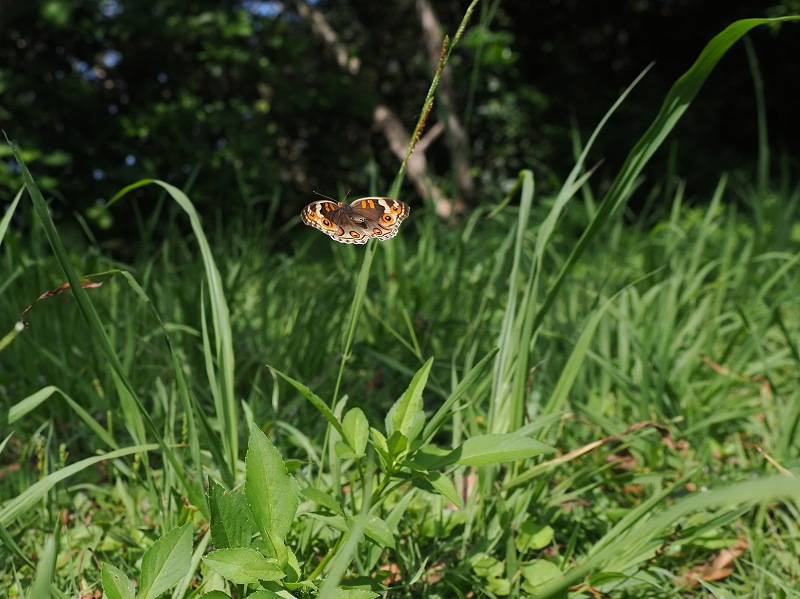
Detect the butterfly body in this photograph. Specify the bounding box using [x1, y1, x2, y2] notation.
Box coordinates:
[301, 197, 410, 244]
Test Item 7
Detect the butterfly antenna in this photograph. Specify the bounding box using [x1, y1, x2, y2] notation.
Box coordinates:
[312, 190, 337, 202]
[342, 188, 351, 201]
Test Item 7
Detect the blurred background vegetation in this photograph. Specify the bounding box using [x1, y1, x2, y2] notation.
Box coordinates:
[2, 0, 799, 252]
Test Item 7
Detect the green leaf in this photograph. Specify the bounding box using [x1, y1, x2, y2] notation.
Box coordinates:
[520, 559, 562, 594]
[6, 385, 52, 425]
[305, 513, 349, 534]
[0, 518, 30, 569]
[333, 440, 358, 460]
[203, 548, 285, 585]
[137, 523, 192, 599]
[425, 472, 463, 509]
[243, 591, 287, 599]
[281, 545, 303, 583]
[385, 357, 432, 442]
[270, 367, 344, 438]
[101, 563, 135, 599]
[369, 428, 388, 455]
[403, 444, 457, 471]
[516, 520, 555, 554]
[330, 589, 380, 599]
[456, 434, 554, 466]
[385, 431, 408, 462]
[360, 514, 395, 549]
[342, 408, 369, 457]
[486, 576, 511, 596]
[470, 553, 504, 579]
[208, 478, 257, 550]
[587, 571, 631, 586]
[301, 487, 345, 516]
[0, 187, 23, 250]
[29, 525, 58, 599]
[196, 591, 233, 599]
[245, 424, 300, 549]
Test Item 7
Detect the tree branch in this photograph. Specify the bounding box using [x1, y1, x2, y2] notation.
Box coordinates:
[374, 105, 454, 218]
[293, 1, 360, 75]
[292, 0, 464, 218]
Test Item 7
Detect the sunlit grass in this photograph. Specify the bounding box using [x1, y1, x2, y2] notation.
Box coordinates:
[4, 159, 799, 596]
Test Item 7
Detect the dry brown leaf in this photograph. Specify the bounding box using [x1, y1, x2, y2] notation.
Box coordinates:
[20, 276, 111, 319]
[379, 562, 402, 585]
[681, 535, 748, 587]
[606, 452, 639, 471]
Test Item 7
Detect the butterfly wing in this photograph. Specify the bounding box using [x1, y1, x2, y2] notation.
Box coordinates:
[347, 197, 411, 240]
[301, 200, 371, 244]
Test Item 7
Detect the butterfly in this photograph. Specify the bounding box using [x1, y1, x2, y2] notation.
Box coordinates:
[301, 196, 410, 244]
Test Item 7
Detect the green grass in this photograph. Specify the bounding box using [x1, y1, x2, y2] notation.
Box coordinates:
[3, 12, 800, 599]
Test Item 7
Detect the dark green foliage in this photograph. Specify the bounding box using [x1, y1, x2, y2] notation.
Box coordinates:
[2, 0, 798, 244]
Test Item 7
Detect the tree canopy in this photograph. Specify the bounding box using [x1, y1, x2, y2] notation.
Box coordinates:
[1, 0, 798, 242]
